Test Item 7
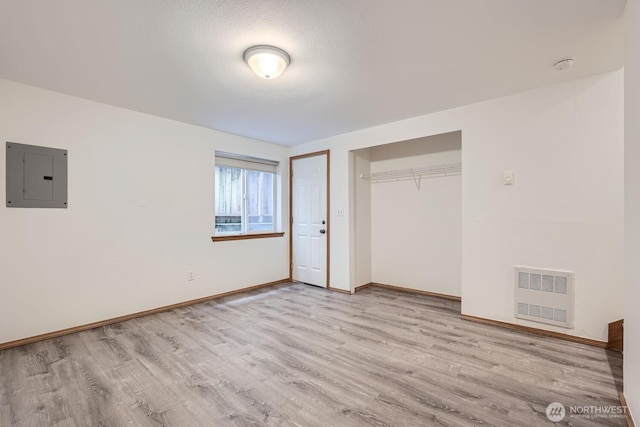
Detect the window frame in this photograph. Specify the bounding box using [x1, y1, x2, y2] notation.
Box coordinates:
[213, 152, 282, 241]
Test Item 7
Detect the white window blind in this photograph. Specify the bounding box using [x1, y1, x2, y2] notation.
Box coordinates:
[215, 151, 278, 173]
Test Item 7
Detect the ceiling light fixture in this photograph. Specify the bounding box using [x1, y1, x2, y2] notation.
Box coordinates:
[554, 58, 575, 71]
[243, 45, 290, 79]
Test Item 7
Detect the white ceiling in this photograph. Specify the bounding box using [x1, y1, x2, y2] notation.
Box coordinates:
[0, 0, 626, 146]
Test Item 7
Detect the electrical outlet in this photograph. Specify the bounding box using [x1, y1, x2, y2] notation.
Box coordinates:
[187, 271, 194, 281]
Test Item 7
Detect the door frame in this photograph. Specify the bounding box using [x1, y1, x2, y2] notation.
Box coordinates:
[289, 150, 330, 289]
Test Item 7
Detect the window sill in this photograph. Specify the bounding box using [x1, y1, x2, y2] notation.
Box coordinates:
[211, 232, 285, 242]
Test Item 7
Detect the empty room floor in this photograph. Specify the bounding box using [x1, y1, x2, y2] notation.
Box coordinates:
[0, 283, 624, 426]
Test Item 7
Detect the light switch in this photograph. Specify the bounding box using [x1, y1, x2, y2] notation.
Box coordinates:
[503, 170, 514, 186]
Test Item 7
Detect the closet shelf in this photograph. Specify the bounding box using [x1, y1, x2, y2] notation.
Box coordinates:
[360, 162, 461, 189]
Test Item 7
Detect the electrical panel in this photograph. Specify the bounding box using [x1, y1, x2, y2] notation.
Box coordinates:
[6, 142, 68, 208]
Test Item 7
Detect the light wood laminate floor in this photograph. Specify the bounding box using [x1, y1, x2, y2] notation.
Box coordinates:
[0, 283, 624, 426]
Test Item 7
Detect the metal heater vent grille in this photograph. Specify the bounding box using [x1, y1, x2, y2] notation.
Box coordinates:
[514, 266, 574, 328]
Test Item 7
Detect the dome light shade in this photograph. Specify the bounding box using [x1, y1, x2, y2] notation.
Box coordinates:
[554, 58, 575, 71]
[243, 45, 290, 79]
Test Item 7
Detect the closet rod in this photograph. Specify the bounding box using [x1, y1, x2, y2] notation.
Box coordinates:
[360, 162, 461, 185]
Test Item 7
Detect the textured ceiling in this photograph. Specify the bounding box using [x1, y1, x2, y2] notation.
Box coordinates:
[0, 0, 626, 146]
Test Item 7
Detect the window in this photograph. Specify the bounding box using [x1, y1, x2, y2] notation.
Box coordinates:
[214, 152, 278, 236]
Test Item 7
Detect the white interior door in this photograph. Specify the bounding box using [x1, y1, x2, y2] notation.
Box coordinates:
[291, 154, 328, 287]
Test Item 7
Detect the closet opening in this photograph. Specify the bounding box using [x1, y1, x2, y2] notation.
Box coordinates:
[350, 131, 462, 298]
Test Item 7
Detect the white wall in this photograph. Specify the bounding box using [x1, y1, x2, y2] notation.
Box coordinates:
[0, 79, 289, 345]
[350, 151, 372, 288]
[291, 70, 624, 342]
[369, 132, 461, 296]
[624, 0, 640, 420]
[462, 72, 624, 342]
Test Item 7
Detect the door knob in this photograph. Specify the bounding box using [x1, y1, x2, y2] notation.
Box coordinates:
[319, 229, 326, 234]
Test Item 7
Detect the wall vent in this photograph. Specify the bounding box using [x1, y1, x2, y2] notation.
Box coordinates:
[514, 266, 574, 328]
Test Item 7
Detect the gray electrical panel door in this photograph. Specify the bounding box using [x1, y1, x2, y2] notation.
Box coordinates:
[24, 152, 55, 201]
[6, 142, 68, 208]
